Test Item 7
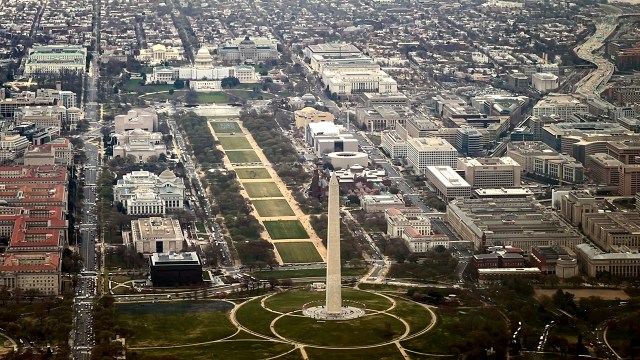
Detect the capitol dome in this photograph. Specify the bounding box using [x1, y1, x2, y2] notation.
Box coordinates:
[194, 47, 213, 68]
[240, 36, 255, 46]
[159, 169, 177, 180]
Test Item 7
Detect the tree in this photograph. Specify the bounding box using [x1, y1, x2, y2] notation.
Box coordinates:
[0, 287, 10, 305]
[174, 79, 185, 89]
[185, 88, 198, 105]
[24, 288, 41, 303]
[221, 76, 240, 88]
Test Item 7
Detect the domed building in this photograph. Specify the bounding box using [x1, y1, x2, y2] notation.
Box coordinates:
[114, 169, 185, 216]
[218, 36, 279, 63]
[194, 47, 213, 69]
[136, 43, 183, 64]
[301, 93, 316, 105]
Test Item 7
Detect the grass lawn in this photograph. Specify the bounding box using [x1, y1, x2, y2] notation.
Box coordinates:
[252, 199, 295, 217]
[274, 313, 405, 347]
[265, 289, 393, 313]
[196, 92, 230, 104]
[401, 308, 493, 355]
[305, 344, 404, 360]
[251, 267, 368, 279]
[227, 89, 275, 100]
[226, 150, 261, 164]
[217, 136, 252, 150]
[264, 220, 309, 239]
[235, 167, 271, 179]
[234, 297, 279, 336]
[121, 79, 174, 94]
[140, 91, 183, 102]
[138, 341, 295, 360]
[274, 242, 323, 263]
[388, 299, 433, 336]
[243, 182, 283, 198]
[195, 222, 207, 233]
[115, 301, 235, 347]
[210, 121, 242, 133]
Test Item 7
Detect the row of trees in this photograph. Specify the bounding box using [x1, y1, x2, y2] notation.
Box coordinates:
[175, 113, 224, 168]
[0, 297, 73, 359]
[310, 214, 361, 261]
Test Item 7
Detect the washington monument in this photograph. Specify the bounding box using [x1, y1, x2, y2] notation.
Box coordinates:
[325, 172, 342, 314]
[302, 172, 363, 320]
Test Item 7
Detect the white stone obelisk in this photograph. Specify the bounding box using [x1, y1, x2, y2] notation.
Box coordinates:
[325, 172, 342, 314]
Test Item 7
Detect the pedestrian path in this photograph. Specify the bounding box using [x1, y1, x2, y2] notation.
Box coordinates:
[207, 120, 327, 264]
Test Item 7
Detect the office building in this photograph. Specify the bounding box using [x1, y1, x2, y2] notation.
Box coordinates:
[506, 142, 584, 183]
[585, 153, 622, 186]
[425, 166, 472, 200]
[532, 94, 588, 120]
[407, 137, 458, 174]
[126, 217, 185, 254]
[115, 108, 158, 133]
[361, 194, 405, 213]
[559, 191, 600, 227]
[531, 73, 559, 92]
[354, 105, 411, 131]
[24, 45, 87, 75]
[530, 245, 579, 278]
[575, 243, 640, 277]
[294, 107, 335, 129]
[0, 133, 30, 162]
[381, 130, 408, 159]
[23, 138, 74, 166]
[455, 126, 484, 156]
[0, 252, 60, 295]
[446, 197, 583, 252]
[149, 252, 203, 287]
[581, 211, 640, 252]
[457, 157, 521, 188]
[384, 207, 448, 252]
[472, 188, 534, 199]
[114, 170, 185, 215]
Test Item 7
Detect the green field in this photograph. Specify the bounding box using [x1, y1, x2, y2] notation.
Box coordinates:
[252, 267, 368, 279]
[235, 167, 271, 179]
[243, 182, 283, 198]
[115, 301, 235, 347]
[138, 340, 296, 360]
[305, 345, 405, 360]
[226, 150, 261, 164]
[252, 199, 295, 217]
[264, 220, 309, 239]
[275, 313, 405, 347]
[210, 121, 242, 133]
[274, 242, 323, 263]
[217, 136, 252, 150]
[196, 92, 230, 104]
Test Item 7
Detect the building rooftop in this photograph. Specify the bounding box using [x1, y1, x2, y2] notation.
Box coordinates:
[408, 137, 456, 152]
[426, 166, 470, 188]
[151, 251, 201, 266]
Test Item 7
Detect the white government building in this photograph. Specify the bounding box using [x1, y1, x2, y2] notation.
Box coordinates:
[217, 36, 279, 63]
[137, 44, 183, 64]
[24, 45, 87, 75]
[149, 47, 260, 90]
[114, 170, 185, 215]
[112, 128, 167, 162]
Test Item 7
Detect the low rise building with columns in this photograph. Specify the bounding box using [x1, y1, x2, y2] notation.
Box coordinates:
[114, 170, 185, 215]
